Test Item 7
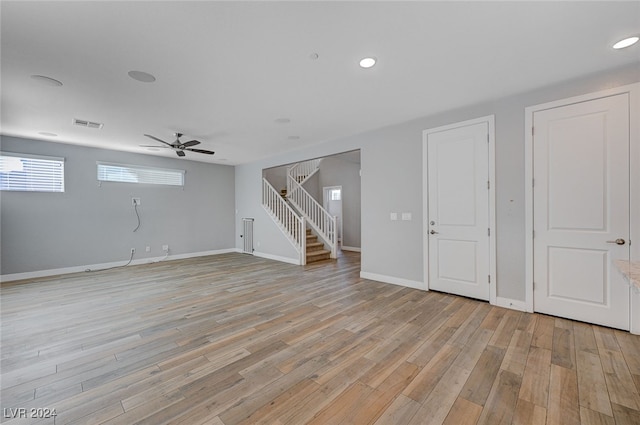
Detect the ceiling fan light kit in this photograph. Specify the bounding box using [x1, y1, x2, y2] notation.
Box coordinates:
[141, 133, 215, 158]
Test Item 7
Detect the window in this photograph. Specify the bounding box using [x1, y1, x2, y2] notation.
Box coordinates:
[0, 152, 65, 192]
[97, 162, 185, 186]
[330, 189, 341, 201]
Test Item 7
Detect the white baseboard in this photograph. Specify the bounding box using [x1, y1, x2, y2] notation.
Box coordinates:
[341, 246, 361, 252]
[163, 248, 240, 261]
[0, 248, 239, 283]
[360, 271, 425, 291]
[631, 288, 640, 335]
[253, 251, 301, 265]
[495, 297, 528, 312]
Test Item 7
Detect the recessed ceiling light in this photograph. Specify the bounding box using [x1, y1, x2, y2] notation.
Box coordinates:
[128, 70, 156, 83]
[309, 53, 319, 60]
[613, 36, 639, 49]
[275, 118, 291, 124]
[38, 132, 58, 137]
[30, 75, 63, 86]
[359, 57, 377, 69]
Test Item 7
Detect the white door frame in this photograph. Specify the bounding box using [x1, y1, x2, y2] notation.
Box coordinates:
[422, 115, 497, 304]
[323, 185, 343, 247]
[524, 83, 640, 333]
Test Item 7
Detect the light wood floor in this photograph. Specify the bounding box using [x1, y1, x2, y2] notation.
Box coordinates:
[2, 252, 640, 425]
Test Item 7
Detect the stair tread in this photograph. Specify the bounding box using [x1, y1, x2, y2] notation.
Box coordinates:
[306, 250, 331, 263]
[306, 249, 331, 257]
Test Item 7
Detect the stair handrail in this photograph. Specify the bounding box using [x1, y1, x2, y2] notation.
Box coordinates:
[262, 178, 306, 264]
[286, 174, 337, 259]
[287, 158, 321, 194]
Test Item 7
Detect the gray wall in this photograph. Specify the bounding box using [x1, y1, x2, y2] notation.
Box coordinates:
[302, 171, 321, 203]
[238, 162, 299, 260]
[1, 136, 235, 275]
[318, 154, 361, 249]
[263, 166, 288, 194]
[236, 63, 640, 302]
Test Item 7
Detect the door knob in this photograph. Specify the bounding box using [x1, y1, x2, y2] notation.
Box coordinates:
[430, 230, 438, 235]
[606, 238, 626, 245]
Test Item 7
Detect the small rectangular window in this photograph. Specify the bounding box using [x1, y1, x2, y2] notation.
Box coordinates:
[97, 162, 185, 186]
[0, 152, 65, 192]
[330, 189, 341, 201]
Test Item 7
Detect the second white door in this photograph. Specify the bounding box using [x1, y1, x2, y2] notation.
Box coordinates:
[532, 93, 630, 330]
[425, 120, 491, 301]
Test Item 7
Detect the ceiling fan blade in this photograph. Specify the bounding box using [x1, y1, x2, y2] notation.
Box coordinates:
[139, 145, 171, 148]
[176, 150, 186, 157]
[185, 148, 215, 155]
[181, 140, 201, 147]
[144, 134, 173, 147]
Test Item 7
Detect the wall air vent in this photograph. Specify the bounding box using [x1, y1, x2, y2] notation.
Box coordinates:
[73, 118, 103, 129]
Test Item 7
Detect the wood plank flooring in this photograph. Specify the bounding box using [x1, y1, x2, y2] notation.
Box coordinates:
[2, 252, 640, 424]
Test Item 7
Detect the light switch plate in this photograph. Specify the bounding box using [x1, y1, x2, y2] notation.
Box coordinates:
[402, 212, 412, 221]
[390, 212, 398, 221]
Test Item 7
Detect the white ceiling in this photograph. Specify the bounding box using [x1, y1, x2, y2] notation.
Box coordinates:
[1, 1, 639, 165]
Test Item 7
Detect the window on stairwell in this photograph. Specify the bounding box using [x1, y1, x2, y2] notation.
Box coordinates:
[330, 188, 341, 201]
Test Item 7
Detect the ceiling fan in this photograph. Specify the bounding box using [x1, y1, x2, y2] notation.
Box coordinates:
[140, 133, 215, 157]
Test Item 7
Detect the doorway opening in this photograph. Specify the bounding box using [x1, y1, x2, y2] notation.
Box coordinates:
[323, 186, 343, 248]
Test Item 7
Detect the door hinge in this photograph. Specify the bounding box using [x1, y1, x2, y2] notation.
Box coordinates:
[488, 228, 491, 236]
[487, 134, 490, 143]
[531, 127, 535, 136]
[532, 178, 535, 187]
[487, 180, 490, 190]
[488, 275, 491, 284]
[533, 281, 535, 290]
[533, 230, 535, 238]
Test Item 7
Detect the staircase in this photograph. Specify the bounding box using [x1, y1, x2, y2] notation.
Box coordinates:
[262, 158, 337, 265]
[286, 160, 337, 260]
[262, 178, 307, 265]
[305, 228, 331, 263]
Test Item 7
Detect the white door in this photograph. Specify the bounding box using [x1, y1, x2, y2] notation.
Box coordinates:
[533, 93, 630, 330]
[426, 121, 490, 301]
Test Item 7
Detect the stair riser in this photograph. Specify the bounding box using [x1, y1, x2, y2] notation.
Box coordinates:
[306, 248, 331, 262]
[306, 254, 330, 263]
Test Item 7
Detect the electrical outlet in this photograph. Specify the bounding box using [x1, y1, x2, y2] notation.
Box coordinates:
[132, 198, 141, 206]
[130, 248, 136, 254]
[162, 245, 169, 251]
[145, 246, 150, 252]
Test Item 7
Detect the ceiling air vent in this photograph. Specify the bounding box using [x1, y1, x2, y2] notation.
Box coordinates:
[73, 118, 103, 129]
